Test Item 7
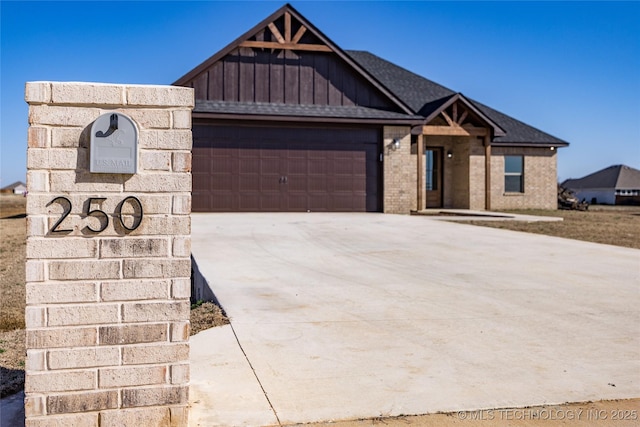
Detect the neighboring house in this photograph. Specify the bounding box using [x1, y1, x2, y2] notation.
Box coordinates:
[0, 181, 27, 195]
[175, 4, 568, 213]
[563, 165, 640, 205]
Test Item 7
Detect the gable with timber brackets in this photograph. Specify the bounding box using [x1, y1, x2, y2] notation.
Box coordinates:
[415, 94, 507, 139]
[174, 4, 413, 115]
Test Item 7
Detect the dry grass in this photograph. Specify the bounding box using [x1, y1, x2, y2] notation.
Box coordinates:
[466, 206, 640, 250]
[0, 195, 28, 397]
[0, 196, 27, 333]
[190, 301, 229, 335]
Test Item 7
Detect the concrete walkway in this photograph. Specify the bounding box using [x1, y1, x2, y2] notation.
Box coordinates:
[413, 209, 564, 221]
[189, 213, 640, 426]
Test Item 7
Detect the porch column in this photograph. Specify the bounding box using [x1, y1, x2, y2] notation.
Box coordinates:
[417, 135, 424, 211]
[484, 134, 491, 210]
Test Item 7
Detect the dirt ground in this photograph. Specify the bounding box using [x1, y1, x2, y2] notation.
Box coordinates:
[0, 195, 27, 398]
[1, 194, 638, 425]
[292, 399, 639, 426]
[466, 206, 640, 250]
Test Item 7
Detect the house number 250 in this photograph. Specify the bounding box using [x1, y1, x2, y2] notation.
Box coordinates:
[47, 196, 144, 233]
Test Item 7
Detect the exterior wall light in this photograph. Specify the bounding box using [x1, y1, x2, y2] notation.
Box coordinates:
[550, 146, 556, 151]
[447, 150, 453, 159]
[391, 138, 401, 151]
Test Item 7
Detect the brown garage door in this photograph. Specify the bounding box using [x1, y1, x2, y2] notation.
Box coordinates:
[192, 125, 381, 212]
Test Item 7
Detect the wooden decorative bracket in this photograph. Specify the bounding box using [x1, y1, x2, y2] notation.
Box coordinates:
[441, 103, 470, 128]
[423, 102, 488, 136]
[240, 12, 332, 52]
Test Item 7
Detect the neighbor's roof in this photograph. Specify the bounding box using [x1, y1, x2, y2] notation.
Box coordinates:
[346, 50, 569, 146]
[1, 181, 26, 191]
[563, 165, 640, 190]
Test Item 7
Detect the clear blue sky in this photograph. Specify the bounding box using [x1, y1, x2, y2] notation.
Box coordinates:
[1, 1, 639, 187]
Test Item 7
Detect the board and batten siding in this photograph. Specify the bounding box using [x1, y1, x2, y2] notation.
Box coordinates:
[186, 48, 394, 109]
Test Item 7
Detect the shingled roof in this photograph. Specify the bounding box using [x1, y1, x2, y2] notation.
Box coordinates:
[346, 50, 568, 146]
[345, 50, 455, 115]
[0, 181, 26, 191]
[563, 165, 640, 190]
[194, 100, 423, 123]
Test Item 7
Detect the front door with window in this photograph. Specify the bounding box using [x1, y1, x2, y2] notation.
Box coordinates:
[425, 148, 443, 208]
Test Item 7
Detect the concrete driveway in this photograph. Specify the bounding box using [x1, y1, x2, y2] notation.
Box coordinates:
[189, 213, 639, 426]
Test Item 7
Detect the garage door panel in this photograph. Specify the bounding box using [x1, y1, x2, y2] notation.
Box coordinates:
[210, 194, 237, 211]
[239, 175, 260, 191]
[239, 194, 260, 211]
[191, 155, 213, 174]
[261, 148, 285, 158]
[287, 147, 307, 159]
[210, 158, 232, 174]
[308, 159, 327, 175]
[259, 194, 283, 211]
[239, 158, 261, 173]
[332, 195, 359, 211]
[210, 174, 235, 191]
[256, 159, 285, 176]
[288, 176, 309, 192]
[308, 148, 328, 159]
[286, 194, 308, 211]
[260, 175, 281, 192]
[334, 159, 355, 175]
[308, 195, 329, 211]
[287, 161, 308, 175]
[353, 167, 367, 178]
[192, 152, 212, 172]
[333, 148, 357, 160]
[307, 176, 327, 193]
[192, 125, 380, 212]
[337, 178, 366, 193]
[332, 177, 351, 192]
[192, 191, 211, 211]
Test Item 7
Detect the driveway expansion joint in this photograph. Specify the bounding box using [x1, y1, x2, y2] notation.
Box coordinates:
[230, 321, 282, 426]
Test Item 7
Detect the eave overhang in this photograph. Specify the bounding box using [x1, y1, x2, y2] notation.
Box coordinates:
[491, 141, 570, 148]
[192, 100, 423, 125]
[193, 113, 422, 126]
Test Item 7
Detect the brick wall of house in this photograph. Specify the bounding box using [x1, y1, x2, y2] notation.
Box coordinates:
[25, 82, 194, 426]
[468, 138, 487, 210]
[490, 146, 558, 210]
[383, 126, 415, 213]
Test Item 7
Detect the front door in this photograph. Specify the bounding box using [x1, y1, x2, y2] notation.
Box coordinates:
[425, 148, 443, 208]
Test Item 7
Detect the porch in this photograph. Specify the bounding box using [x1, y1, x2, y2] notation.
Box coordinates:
[412, 94, 497, 211]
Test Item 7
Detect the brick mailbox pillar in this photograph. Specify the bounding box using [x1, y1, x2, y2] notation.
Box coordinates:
[24, 82, 194, 426]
